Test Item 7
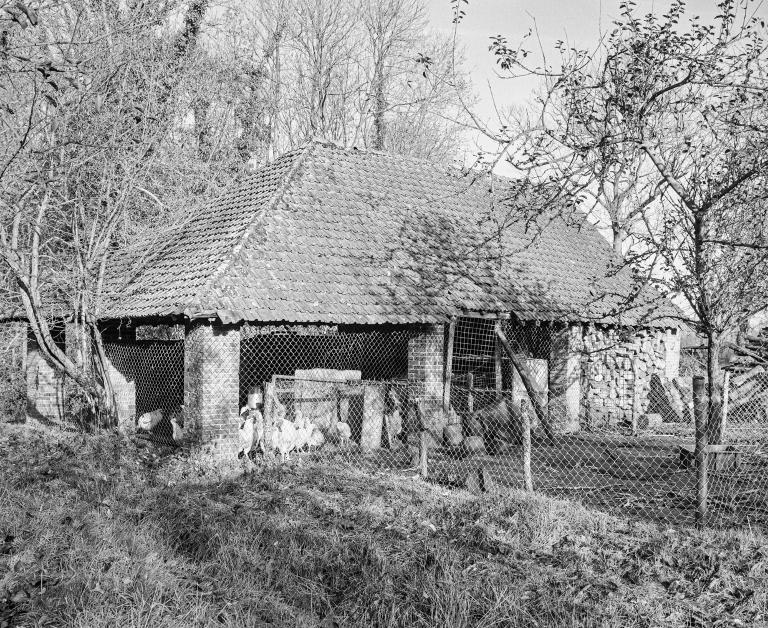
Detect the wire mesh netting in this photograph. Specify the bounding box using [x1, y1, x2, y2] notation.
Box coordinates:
[19, 315, 768, 530]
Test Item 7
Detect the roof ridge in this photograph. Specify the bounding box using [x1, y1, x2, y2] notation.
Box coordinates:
[185, 142, 316, 317]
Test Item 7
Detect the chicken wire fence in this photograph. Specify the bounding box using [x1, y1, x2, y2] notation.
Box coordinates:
[42, 317, 768, 530]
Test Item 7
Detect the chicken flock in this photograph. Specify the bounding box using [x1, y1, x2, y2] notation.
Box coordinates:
[136, 386, 405, 465]
[237, 400, 351, 464]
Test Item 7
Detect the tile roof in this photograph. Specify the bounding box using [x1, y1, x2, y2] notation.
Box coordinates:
[102, 139, 679, 327]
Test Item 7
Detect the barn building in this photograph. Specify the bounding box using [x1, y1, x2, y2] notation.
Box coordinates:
[23, 140, 681, 454]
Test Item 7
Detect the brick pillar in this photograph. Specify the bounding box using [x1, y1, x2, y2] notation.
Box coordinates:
[184, 321, 240, 458]
[407, 324, 445, 446]
[549, 324, 582, 433]
[26, 329, 66, 423]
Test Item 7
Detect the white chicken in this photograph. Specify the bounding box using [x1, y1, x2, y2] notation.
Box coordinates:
[307, 426, 325, 451]
[336, 421, 352, 448]
[170, 417, 184, 444]
[137, 409, 163, 432]
[238, 405, 255, 462]
[274, 418, 298, 462]
[252, 407, 265, 455]
[293, 411, 314, 452]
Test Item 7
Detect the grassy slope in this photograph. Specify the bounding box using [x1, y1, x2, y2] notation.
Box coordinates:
[0, 424, 767, 628]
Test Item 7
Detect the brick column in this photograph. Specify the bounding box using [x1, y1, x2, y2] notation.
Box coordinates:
[26, 330, 66, 423]
[549, 324, 582, 433]
[407, 324, 445, 446]
[184, 321, 240, 458]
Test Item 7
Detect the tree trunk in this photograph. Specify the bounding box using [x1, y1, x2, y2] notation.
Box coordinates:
[495, 325, 555, 444]
[612, 223, 626, 257]
[371, 59, 386, 150]
[705, 329, 724, 444]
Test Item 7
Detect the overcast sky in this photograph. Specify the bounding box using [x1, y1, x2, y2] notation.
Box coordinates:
[425, 0, 767, 157]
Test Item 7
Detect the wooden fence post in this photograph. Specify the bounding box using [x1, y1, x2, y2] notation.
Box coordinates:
[693, 375, 708, 528]
[413, 397, 428, 478]
[419, 429, 428, 478]
[521, 398, 533, 492]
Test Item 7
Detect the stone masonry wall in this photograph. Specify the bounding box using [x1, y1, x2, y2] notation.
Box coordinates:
[581, 325, 680, 428]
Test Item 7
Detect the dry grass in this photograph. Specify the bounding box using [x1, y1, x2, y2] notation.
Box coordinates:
[1, 423, 767, 627]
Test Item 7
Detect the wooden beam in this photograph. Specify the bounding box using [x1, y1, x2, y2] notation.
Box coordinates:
[460, 310, 511, 320]
[494, 319, 503, 399]
[443, 316, 456, 413]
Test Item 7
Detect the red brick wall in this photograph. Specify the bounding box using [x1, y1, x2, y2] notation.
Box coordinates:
[407, 324, 445, 443]
[184, 322, 240, 458]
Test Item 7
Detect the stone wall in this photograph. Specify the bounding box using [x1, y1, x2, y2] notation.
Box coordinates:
[581, 325, 680, 428]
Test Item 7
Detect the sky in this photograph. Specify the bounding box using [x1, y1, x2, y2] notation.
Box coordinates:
[425, 0, 766, 158]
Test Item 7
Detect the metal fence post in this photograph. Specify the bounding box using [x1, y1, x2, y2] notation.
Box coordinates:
[693, 375, 708, 527]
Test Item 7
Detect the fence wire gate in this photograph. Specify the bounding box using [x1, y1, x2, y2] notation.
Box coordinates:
[100, 319, 768, 530]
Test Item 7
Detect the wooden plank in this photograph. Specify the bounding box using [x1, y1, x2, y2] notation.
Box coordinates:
[467, 372, 474, 415]
[460, 310, 511, 320]
[443, 317, 456, 413]
[494, 319, 503, 400]
[722, 371, 730, 438]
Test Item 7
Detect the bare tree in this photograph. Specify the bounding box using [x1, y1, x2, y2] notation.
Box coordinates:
[0, 1, 210, 424]
[486, 0, 768, 442]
